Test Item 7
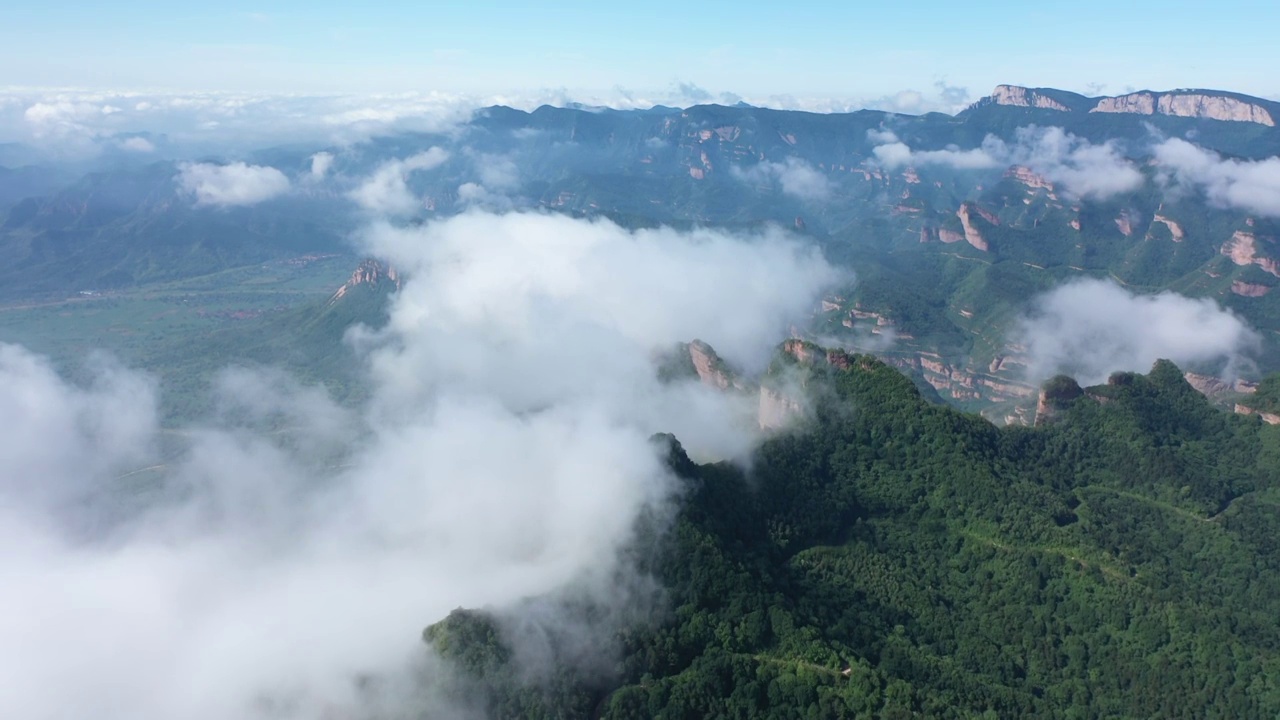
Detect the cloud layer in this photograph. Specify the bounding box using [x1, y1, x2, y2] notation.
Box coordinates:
[0, 83, 974, 158]
[1017, 278, 1260, 385]
[0, 210, 838, 719]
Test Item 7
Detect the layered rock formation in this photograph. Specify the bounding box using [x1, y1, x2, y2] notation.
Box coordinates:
[1236, 404, 1280, 425]
[956, 203, 991, 251]
[1153, 93, 1274, 126]
[687, 339, 741, 390]
[988, 85, 1070, 112]
[1090, 90, 1275, 125]
[1184, 371, 1258, 398]
[983, 85, 1276, 126]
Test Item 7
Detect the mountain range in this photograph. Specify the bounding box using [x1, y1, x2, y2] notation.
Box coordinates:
[6, 84, 1280, 719]
[3, 83, 1279, 424]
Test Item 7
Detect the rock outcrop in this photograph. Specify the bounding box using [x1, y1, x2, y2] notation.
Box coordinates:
[980, 85, 1276, 127]
[1090, 91, 1275, 126]
[988, 85, 1070, 112]
[882, 352, 1034, 408]
[329, 259, 400, 303]
[1231, 281, 1271, 297]
[1220, 231, 1280, 277]
[1157, 93, 1274, 125]
[1236, 404, 1280, 425]
[1034, 375, 1084, 427]
[1007, 165, 1054, 190]
[687, 339, 740, 390]
[1223, 230, 1258, 264]
[1092, 92, 1157, 115]
[956, 203, 990, 251]
[1150, 214, 1185, 241]
[1184, 371, 1257, 398]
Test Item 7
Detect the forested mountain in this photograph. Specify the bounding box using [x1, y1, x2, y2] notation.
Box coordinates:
[424, 343, 1280, 719]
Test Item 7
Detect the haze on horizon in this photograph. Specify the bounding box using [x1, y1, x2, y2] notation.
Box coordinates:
[3, 0, 1278, 105]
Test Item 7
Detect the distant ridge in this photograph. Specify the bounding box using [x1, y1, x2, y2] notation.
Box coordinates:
[970, 84, 1278, 126]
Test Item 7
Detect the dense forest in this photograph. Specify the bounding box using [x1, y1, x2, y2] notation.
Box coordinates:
[425, 347, 1280, 719]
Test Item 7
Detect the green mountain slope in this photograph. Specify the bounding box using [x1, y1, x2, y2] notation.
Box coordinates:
[427, 348, 1280, 719]
[0, 162, 352, 299]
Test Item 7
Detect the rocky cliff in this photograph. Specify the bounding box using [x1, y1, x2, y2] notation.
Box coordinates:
[1235, 404, 1280, 425]
[982, 85, 1277, 126]
[956, 203, 991, 251]
[687, 339, 742, 390]
[988, 85, 1071, 112]
[1094, 89, 1277, 125]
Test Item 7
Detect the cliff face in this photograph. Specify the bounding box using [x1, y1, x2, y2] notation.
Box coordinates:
[758, 386, 802, 430]
[1034, 376, 1084, 427]
[1184, 371, 1257, 398]
[676, 339, 810, 430]
[984, 85, 1276, 126]
[989, 85, 1071, 112]
[687, 339, 740, 390]
[956, 203, 990, 251]
[1089, 90, 1276, 126]
[1220, 230, 1280, 282]
[1156, 93, 1275, 126]
[883, 352, 1034, 408]
[1236, 404, 1280, 425]
[1093, 92, 1157, 115]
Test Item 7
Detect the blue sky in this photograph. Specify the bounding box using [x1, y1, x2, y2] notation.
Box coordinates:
[3, 0, 1278, 100]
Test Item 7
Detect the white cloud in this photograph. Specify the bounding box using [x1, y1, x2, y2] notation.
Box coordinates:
[1017, 278, 1259, 385]
[1008, 127, 1144, 199]
[348, 148, 449, 216]
[872, 138, 1001, 170]
[731, 157, 833, 201]
[455, 181, 513, 210]
[0, 210, 840, 719]
[23, 100, 119, 132]
[176, 161, 291, 207]
[865, 128, 899, 145]
[475, 153, 519, 191]
[117, 136, 155, 152]
[1154, 138, 1280, 216]
[308, 151, 334, 180]
[451, 153, 521, 209]
[869, 125, 1143, 199]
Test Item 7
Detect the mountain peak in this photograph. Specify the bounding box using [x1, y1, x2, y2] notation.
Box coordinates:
[329, 259, 400, 305]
